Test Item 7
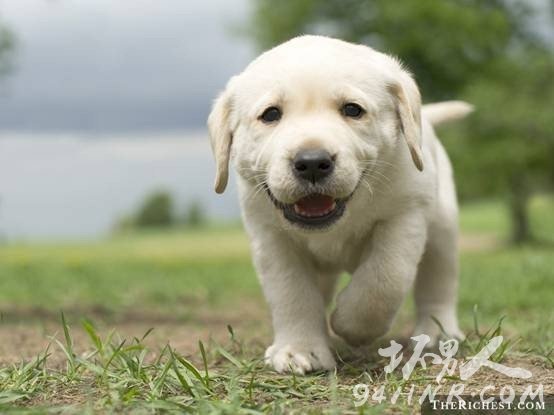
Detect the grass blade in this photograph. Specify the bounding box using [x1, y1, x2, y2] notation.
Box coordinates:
[198, 340, 210, 388]
[216, 347, 242, 368]
[81, 319, 102, 352]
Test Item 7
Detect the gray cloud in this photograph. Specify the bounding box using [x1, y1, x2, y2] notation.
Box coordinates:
[0, 0, 254, 132]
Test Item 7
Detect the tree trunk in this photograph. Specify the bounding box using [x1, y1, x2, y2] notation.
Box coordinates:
[508, 177, 531, 244]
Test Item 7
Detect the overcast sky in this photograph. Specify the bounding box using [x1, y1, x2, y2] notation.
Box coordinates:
[0, 0, 254, 132]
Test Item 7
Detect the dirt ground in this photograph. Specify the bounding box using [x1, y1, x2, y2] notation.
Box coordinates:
[0, 302, 272, 367]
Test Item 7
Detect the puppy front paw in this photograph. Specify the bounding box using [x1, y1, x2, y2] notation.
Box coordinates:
[264, 342, 335, 374]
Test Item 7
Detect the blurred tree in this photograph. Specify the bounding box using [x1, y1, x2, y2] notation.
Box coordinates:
[183, 200, 206, 228]
[0, 19, 15, 78]
[248, 0, 538, 100]
[456, 52, 554, 243]
[112, 215, 134, 233]
[134, 190, 174, 228]
[248, 0, 554, 243]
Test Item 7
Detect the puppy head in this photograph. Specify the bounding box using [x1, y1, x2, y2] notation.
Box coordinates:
[208, 35, 423, 229]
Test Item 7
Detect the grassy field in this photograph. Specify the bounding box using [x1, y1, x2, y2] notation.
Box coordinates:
[0, 197, 553, 413]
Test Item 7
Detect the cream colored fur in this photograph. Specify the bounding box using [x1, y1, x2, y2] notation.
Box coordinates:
[208, 35, 471, 374]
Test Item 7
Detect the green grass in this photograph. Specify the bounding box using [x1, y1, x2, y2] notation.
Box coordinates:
[0, 225, 258, 315]
[0, 198, 553, 413]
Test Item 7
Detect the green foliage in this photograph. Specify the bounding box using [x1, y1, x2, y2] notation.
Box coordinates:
[443, 51, 554, 198]
[248, 0, 538, 100]
[183, 200, 206, 228]
[462, 52, 554, 191]
[116, 194, 208, 231]
[134, 190, 174, 228]
[448, 50, 554, 241]
[0, 20, 15, 78]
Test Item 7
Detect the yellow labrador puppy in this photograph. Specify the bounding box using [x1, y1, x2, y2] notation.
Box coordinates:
[208, 35, 471, 374]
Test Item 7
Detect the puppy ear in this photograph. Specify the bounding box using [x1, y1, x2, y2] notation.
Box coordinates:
[208, 84, 235, 193]
[388, 74, 424, 171]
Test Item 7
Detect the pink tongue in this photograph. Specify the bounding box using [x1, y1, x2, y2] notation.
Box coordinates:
[294, 194, 336, 217]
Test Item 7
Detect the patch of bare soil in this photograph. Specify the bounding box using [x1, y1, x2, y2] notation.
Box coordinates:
[0, 301, 271, 367]
[458, 356, 554, 395]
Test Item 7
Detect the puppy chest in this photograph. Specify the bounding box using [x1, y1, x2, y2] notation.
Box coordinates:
[303, 233, 365, 270]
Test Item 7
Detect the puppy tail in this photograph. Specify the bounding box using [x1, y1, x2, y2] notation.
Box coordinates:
[422, 101, 474, 126]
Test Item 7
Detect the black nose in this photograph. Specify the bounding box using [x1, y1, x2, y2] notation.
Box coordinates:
[293, 149, 334, 183]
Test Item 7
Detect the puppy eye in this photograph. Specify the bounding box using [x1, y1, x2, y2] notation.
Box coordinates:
[341, 103, 365, 118]
[260, 106, 282, 123]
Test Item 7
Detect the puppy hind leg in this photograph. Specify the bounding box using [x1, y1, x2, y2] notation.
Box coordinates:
[413, 221, 463, 345]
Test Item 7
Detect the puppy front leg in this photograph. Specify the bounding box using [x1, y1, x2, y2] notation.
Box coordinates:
[331, 213, 427, 346]
[251, 236, 335, 374]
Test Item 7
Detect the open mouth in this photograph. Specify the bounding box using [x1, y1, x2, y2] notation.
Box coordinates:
[266, 189, 347, 229]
